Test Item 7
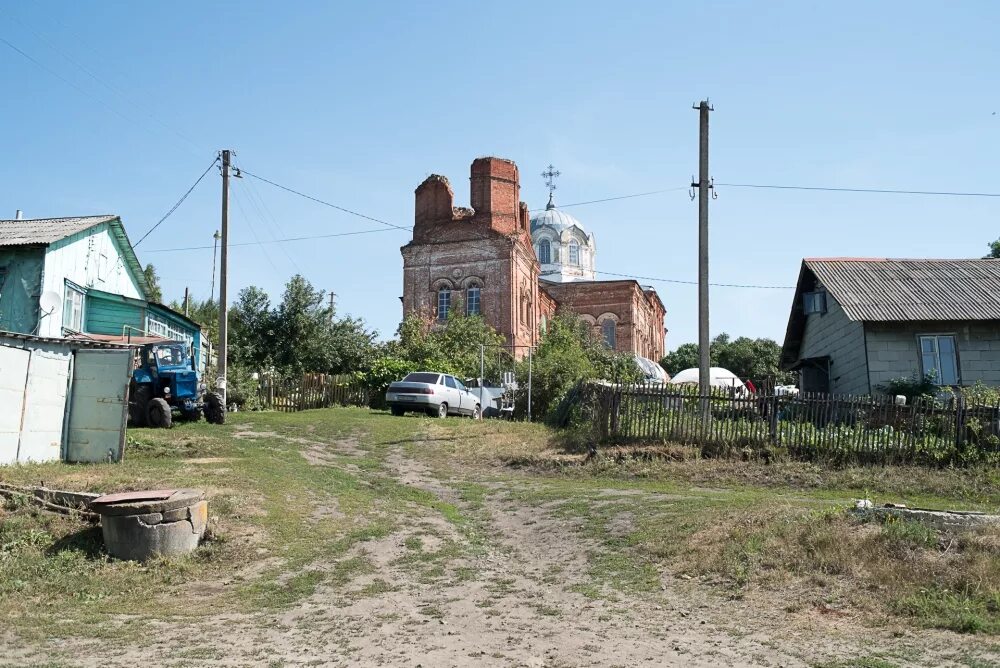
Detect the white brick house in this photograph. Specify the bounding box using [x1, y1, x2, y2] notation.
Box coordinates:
[781, 258, 1000, 394]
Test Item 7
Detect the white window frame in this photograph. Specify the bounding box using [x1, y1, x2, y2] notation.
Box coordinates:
[538, 239, 551, 264]
[466, 286, 481, 316]
[918, 334, 960, 385]
[62, 281, 85, 332]
[568, 239, 580, 266]
[146, 314, 193, 345]
[437, 289, 451, 321]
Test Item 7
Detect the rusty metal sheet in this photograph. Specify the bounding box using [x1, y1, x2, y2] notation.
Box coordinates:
[91, 489, 176, 505]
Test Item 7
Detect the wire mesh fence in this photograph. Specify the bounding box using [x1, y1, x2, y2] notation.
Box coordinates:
[583, 382, 1000, 466]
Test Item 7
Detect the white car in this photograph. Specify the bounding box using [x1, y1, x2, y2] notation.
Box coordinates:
[386, 372, 482, 419]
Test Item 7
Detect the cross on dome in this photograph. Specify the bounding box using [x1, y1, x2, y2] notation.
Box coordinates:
[541, 164, 560, 210]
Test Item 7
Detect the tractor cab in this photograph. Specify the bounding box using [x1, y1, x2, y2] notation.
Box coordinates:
[144, 342, 198, 402]
[129, 340, 224, 428]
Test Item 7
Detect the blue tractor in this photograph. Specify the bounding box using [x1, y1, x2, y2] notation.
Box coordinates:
[128, 341, 225, 428]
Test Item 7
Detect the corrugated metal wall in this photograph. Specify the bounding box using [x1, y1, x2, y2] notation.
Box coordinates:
[0, 335, 129, 466]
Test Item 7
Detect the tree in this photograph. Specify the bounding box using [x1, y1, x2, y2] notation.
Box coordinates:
[660, 333, 793, 384]
[143, 263, 163, 302]
[515, 314, 641, 419]
[985, 238, 1000, 259]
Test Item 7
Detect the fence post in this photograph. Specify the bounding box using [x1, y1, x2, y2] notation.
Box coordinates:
[768, 394, 779, 443]
[955, 392, 966, 450]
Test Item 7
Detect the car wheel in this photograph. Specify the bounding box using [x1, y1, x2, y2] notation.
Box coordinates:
[471, 404, 481, 420]
[437, 402, 448, 419]
[146, 398, 173, 429]
[390, 406, 405, 417]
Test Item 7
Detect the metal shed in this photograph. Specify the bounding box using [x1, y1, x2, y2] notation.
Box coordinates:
[0, 331, 132, 465]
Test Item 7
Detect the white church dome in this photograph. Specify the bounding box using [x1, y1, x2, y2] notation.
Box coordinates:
[530, 194, 596, 283]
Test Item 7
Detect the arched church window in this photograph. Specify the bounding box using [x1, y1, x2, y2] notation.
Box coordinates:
[601, 319, 616, 349]
[538, 239, 551, 264]
[437, 288, 451, 321]
[569, 240, 580, 266]
[466, 286, 481, 316]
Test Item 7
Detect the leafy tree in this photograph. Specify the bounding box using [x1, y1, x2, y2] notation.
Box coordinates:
[660, 333, 793, 384]
[142, 263, 163, 302]
[515, 314, 641, 419]
[229, 286, 273, 370]
[985, 238, 1000, 259]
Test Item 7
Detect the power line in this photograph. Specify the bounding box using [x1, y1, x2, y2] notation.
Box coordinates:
[716, 182, 1000, 198]
[541, 269, 794, 290]
[231, 182, 281, 274]
[239, 168, 412, 232]
[529, 187, 689, 211]
[144, 227, 399, 253]
[1, 9, 203, 154]
[134, 156, 220, 247]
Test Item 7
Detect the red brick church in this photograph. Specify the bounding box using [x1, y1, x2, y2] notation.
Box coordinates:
[400, 157, 666, 360]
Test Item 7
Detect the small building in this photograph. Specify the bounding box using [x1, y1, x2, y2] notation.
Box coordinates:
[0, 214, 205, 367]
[0, 331, 132, 465]
[781, 257, 1000, 394]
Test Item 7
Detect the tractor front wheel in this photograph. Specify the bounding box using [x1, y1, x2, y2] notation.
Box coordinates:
[128, 384, 152, 427]
[147, 398, 173, 429]
[204, 392, 226, 425]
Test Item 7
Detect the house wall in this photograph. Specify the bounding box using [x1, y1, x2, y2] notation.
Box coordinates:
[39, 223, 143, 337]
[798, 295, 869, 394]
[865, 321, 1000, 388]
[0, 246, 45, 334]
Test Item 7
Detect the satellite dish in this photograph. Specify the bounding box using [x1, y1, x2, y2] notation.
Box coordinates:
[39, 291, 62, 316]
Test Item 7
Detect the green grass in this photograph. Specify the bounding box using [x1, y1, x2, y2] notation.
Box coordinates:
[4, 405, 1000, 657]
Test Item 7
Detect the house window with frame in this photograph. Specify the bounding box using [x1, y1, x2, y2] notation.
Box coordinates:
[601, 319, 616, 349]
[538, 240, 551, 264]
[63, 282, 85, 332]
[437, 289, 451, 321]
[466, 286, 481, 316]
[919, 334, 959, 385]
[802, 290, 827, 315]
[568, 239, 580, 266]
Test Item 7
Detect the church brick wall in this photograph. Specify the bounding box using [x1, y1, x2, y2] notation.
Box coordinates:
[401, 156, 666, 364]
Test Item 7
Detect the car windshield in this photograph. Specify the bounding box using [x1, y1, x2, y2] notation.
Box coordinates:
[154, 344, 190, 367]
[403, 372, 440, 384]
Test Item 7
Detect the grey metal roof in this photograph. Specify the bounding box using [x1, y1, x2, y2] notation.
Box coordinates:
[781, 257, 1000, 369]
[806, 258, 1000, 322]
[0, 215, 118, 246]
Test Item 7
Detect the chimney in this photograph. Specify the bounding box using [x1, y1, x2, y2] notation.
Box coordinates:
[15, 209, 23, 220]
[469, 157, 520, 234]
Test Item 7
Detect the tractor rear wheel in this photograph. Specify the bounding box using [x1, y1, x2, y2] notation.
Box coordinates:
[147, 398, 173, 429]
[204, 392, 226, 425]
[128, 384, 151, 427]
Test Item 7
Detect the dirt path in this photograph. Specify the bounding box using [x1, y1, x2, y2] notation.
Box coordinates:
[10, 433, 997, 667]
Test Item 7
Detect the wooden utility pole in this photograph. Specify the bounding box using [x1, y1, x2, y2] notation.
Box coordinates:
[328, 292, 336, 323]
[693, 100, 713, 414]
[217, 150, 231, 407]
[183, 287, 190, 316]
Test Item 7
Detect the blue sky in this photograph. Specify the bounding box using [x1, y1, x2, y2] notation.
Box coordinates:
[1, 1, 997, 350]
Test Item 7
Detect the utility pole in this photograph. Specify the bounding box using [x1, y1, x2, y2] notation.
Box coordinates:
[328, 292, 336, 323]
[183, 287, 190, 316]
[210, 230, 221, 302]
[692, 100, 713, 417]
[217, 150, 231, 408]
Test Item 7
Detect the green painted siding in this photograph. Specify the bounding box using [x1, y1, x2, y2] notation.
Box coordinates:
[0, 247, 45, 334]
[84, 292, 145, 336]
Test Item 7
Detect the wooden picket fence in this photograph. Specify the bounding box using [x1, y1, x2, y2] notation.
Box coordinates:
[258, 373, 369, 412]
[584, 382, 1000, 466]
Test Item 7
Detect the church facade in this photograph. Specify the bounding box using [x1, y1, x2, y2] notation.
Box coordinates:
[400, 156, 666, 360]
